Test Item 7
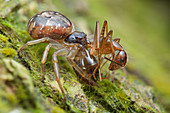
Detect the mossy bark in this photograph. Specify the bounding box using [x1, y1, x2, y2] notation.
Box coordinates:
[0, 0, 163, 112]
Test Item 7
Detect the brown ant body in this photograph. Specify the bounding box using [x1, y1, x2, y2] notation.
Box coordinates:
[88, 21, 127, 81]
[18, 11, 127, 101]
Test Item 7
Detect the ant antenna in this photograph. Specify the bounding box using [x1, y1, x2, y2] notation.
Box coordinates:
[104, 57, 122, 66]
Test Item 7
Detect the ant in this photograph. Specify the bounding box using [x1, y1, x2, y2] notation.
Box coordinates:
[17, 11, 99, 101]
[88, 20, 127, 81]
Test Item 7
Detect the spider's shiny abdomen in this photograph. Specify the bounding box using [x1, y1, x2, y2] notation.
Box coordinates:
[27, 11, 72, 40]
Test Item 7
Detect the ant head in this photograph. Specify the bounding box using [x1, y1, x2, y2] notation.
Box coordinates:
[105, 51, 127, 71]
[65, 31, 87, 46]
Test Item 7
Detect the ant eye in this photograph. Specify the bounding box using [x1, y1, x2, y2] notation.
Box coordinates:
[120, 58, 125, 63]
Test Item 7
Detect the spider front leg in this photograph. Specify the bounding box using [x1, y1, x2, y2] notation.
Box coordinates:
[17, 37, 58, 52]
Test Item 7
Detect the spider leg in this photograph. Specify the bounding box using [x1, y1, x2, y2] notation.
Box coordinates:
[17, 37, 58, 52]
[41, 43, 63, 81]
[52, 49, 68, 102]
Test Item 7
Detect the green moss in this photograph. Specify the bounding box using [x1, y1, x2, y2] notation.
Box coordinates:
[115, 91, 129, 102]
[7, 93, 18, 105]
[39, 84, 52, 97]
[51, 106, 65, 113]
[0, 34, 9, 42]
[0, 0, 164, 112]
[0, 19, 14, 28]
[0, 48, 17, 57]
[80, 78, 159, 112]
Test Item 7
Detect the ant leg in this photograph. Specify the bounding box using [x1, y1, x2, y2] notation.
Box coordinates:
[100, 30, 113, 55]
[95, 21, 101, 81]
[90, 21, 109, 81]
[96, 26, 111, 80]
[41, 43, 63, 81]
[93, 56, 112, 80]
[92, 30, 113, 80]
[100, 57, 109, 69]
[90, 20, 108, 55]
[100, 20, 108, 38]
[17, 37, 58, 52]
[111, 71, 115, 82]
[90, 21, 99, 55]
[107, 30, 115, 57]
[102, 70, 110, 79]
[95, 30, 113, 80]
[121, 67, 128, 77]
[92, 57, 104, 80]
[90, 21, 102, 80]
[52, 49, 68, 102]
[113, 38, 120, 43]
[95, 20, 108, 58]
[99, 20, 108, 53]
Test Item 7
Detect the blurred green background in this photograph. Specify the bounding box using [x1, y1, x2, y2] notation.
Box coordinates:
[30, 0, 170, 111]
